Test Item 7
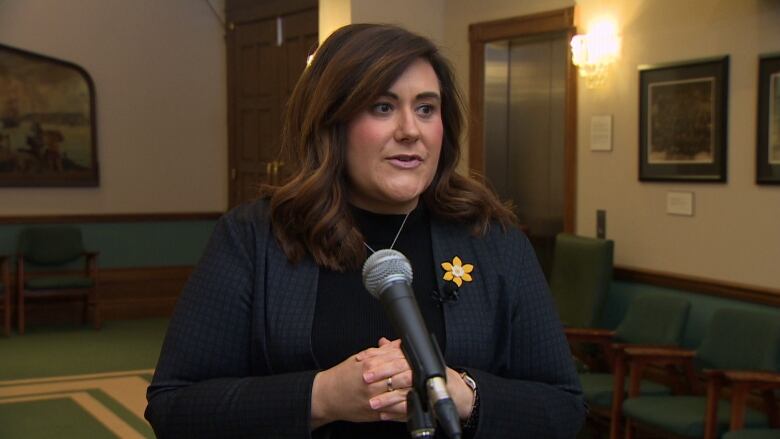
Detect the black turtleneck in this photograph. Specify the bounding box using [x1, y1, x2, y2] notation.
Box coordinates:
[312, 203, 445, 438]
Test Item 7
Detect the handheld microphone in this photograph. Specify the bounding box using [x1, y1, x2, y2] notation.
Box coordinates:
[362, 249, 462, 439]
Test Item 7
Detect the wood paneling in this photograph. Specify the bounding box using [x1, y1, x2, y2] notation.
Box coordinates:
[8, 266, 191, 328]
[227, 6, 317, 208]
[0, 212, 222, 225]
[226, 0, 317, 23]
[468, 8, 575, 43]
[614, 266, 780, 308]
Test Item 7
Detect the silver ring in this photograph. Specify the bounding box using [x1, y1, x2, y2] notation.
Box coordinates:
[386, 376, 394, 392]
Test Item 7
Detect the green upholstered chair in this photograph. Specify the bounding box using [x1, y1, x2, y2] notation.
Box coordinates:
[550, 233, 614, 374]
[621, 308, 780, 439]
[16, 226, 101, 334]
[723, 430, 780, 439]
[549, 233, 614, 329]
[569, 294, 691, 439]
[718, 370, 780, 439]
[723, 432, 780, 439]
[0, 255, 10, 336]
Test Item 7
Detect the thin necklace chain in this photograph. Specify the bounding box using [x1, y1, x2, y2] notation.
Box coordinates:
[363, 211, 411, 254]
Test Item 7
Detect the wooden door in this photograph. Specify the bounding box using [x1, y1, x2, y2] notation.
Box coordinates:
[227, 6, 317, 208]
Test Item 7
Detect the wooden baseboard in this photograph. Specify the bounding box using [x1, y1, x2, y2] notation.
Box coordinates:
[0, 212, 222, 224]
[614, 266, 780, 308]
[10, 266, 191, 327]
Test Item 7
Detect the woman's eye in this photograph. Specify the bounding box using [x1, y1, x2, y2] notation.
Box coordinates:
[417, 104, 435, 117]
[372, 103, 393, 114]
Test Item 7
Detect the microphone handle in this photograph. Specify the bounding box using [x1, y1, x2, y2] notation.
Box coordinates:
[378, 281, 447, 383]
[379, 281, 463, 438]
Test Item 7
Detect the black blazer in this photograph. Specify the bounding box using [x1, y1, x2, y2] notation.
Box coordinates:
[146, 199, 585, 438]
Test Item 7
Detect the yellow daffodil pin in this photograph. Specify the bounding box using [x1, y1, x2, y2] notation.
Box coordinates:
[441, 256, 473, 287]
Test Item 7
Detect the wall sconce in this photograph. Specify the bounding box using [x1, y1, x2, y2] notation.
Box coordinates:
[570, 20, 621, 88]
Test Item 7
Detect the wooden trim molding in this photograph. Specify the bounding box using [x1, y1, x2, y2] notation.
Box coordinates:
[468, 7, 575, 43]
[10, 266, 192, 326]
[0, 212, 223, 224]
[614, 266, 780, 308]
[226, 0, 316, 23]
[468, 7, 577, 233]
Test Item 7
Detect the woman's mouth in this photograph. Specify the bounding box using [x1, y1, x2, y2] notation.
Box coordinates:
[387, 154, 423, 169]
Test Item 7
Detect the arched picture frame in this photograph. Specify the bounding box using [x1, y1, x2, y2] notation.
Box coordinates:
[0, 43, 98, 187]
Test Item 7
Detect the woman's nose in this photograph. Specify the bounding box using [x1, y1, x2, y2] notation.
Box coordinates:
[394, 108, 420, 143]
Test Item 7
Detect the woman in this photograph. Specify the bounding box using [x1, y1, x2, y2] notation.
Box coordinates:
[146, 23, 585, 438]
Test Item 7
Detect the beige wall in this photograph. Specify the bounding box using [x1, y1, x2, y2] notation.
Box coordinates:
[319, 0, 352, 43]
[0, 0, 228, 214]
[319, 0, 445, 44]
[573, 0, 780, 289]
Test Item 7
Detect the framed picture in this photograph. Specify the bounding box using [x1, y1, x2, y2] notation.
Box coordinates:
[0, 44, 98, 187]
[757, 54, 780, 184]
[639, 57, 728, 182]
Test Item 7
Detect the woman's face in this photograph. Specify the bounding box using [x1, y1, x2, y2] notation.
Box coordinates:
[345, 58, 443, 214]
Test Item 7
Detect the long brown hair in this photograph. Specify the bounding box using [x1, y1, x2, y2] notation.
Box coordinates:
[265, 24, 515, 271]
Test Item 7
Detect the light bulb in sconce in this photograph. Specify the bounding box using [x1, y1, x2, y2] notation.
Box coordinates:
[571, 19, 621, 88]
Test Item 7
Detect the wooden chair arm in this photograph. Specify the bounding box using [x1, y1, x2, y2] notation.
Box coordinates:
[625, 347, 696, 399]
[565, 327, 617, 372]
[716, 370, 780, 431]
[722, 370, 780, 387]
[564, 327, 616, 343]
[623, 346, 695, 362]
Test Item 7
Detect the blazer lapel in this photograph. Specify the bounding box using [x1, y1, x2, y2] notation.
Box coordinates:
[431, 220, 503, 370]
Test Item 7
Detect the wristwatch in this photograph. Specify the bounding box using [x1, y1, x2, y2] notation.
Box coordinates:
[459, 371, 479, 429]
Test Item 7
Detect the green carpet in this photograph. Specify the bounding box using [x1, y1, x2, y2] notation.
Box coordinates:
[0, 398, 118, 438]
[0, 318, 168, 380]
[0, 319, 168, 438]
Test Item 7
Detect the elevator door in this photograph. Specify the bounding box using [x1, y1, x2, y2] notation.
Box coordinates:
[484, 32, 567, 276]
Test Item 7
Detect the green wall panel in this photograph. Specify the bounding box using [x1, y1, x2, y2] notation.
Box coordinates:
[0, 220, 217, 268]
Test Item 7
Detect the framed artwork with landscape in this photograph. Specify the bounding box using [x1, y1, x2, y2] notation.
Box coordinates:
[757, 54, 780, 184]
[639, 57, 729, 182]
[0, 43, 98, 187]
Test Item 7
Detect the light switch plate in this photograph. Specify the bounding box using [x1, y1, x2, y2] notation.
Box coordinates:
[596, 209, 606, 238]
[590, 115, 613, 151]
[666, 192, 694, 216]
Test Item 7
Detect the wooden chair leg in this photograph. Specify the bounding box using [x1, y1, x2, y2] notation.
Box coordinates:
[90, 287, 101, 330]
[703, 376, 722, 439]
[16, 259, 24, 335]
[2, 286, 9, 337]
[730, 383, 749, 430]
[5, 300, 11, 337]
[609, 352, 627, 439]
[624, 419, 634, 439]
[82, 295, 89, 326]
[17, 291, 24, 335]
[3, 298, 9, 337]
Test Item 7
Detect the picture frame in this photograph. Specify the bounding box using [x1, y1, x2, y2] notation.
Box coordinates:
[756, 54, 780, 184]
[0, 43, 99, 187]
[639, 56, 728, 182]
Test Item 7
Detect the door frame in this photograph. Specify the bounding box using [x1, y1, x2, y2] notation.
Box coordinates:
[468, 7, 577, 233]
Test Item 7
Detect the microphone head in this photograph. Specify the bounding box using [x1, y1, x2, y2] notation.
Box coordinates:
[362, 249, 413, 299]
